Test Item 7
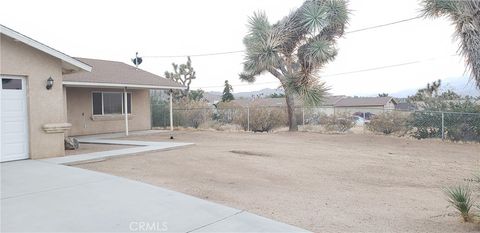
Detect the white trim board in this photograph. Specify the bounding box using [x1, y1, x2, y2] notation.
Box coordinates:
[0, 24, 92, 72]
[63, 81, 186, 90]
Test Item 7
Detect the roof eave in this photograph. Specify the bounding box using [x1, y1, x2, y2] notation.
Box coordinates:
[1, 25, 92, 72]
[62, 81, 186, 90]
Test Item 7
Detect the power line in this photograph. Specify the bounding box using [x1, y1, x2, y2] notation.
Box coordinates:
[192, 54, 456, 89]
[143, 16, 422, 58]
[143, 50, 244, 58]
[346, 16, 421, 34]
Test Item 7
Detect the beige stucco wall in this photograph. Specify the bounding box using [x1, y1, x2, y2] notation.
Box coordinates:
[66, 87, 151, 136]
[0, 35, 66, 159]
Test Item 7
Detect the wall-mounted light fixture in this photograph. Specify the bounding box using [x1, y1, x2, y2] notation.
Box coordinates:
[46, 77, 54, 90]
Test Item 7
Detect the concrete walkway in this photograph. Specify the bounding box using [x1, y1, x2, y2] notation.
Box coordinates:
[41, 132, 194, 165]
[1, 160, 309, 232]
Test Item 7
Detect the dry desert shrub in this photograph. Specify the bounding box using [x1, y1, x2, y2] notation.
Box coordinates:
[234, 105, 288, 132]
[321, 112, 355, 132]
[173, 99, 212, 128]
[367, 111, 410, 135]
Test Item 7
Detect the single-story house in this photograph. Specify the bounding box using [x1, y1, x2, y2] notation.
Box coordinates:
[0, 25, 184, 162]
[63, 58, 183, 136]
[333, 96, 397, 114]
[224, 95, 345, 108]
[223, 96, 394, 115]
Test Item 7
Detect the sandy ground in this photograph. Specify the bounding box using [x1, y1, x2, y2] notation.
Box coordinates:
[76, 131, 480, 232]
[65, 143, 133, 156]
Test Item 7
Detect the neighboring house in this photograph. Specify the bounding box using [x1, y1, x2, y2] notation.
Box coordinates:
[395, 102, 417, 111]
[0, 25, 183, 162]
[334, 97, 397, 114]
[224, 96, 396, 115]
[225, 95, 345, 109]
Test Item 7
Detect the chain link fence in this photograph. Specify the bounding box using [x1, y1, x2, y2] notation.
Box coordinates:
[152, 104, 480, 142]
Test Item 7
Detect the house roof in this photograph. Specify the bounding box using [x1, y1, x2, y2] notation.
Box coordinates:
[0, 24, 92, 73]
[334, 97, 395, 107]
[63, 58, 185, 90]
[395, 102, 417, 111]
[225, 95, 346, 107]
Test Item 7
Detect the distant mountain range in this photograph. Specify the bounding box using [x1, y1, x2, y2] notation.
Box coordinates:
[204, 88, 285, 102]
[203, 77, 479, 102]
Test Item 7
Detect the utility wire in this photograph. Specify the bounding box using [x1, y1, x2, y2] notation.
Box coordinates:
[191, 54, 457, 89]
[345, 16, 421, 33]
[143, 16, 422, 58]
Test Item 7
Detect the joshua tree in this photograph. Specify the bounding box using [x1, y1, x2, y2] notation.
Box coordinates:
[164, 56, 196, 99]
[240, 0, 349, 131]
[222, 80, 235, 102]
[422, 0, 480, 89]
[408, 79, 442, 101]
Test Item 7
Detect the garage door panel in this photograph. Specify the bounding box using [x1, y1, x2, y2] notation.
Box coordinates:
[3, 142, 27, 154]
[3, 121, 26, 132]
[1, 76, 29, 162]
[3, 104, 25, 113]
[2, 132, 26, 143]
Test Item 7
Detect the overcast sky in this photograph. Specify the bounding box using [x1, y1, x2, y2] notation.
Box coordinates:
[1, 0, 476, 96]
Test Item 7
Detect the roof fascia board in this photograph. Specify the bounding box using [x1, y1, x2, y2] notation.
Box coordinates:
[63, 81, 186, 90]
[1, 25, 92, 72]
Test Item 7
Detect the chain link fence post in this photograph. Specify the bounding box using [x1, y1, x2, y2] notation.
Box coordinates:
[247, 107, 250, 132]
[302, 107, 305, 125]
[441, 111, 445, 141]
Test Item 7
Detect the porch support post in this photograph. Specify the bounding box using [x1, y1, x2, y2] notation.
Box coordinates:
[124, 87, 129, 136]
[169, 89, 173, 131]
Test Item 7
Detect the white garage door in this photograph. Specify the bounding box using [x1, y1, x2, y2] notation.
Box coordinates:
[1, 76, 29, 162]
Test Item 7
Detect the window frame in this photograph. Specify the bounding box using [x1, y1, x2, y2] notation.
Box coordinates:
[91, 91, 132, 116]
[1, 78, 23, 90]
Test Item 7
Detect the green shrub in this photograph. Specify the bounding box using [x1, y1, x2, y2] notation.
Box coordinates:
[444, 186, 474, 222]
[367, 112, 410, 135]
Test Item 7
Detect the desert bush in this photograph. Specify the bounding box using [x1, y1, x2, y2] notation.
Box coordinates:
[304, 109, 328, 125]
[234, 105, 288, 132]
[321, 113, 355, 132]
[215, 102, 243, 124]
[367, 112, 410, 135]
[173, 99, 212, 128]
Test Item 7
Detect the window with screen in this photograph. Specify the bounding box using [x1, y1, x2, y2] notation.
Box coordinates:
[92, 92, 132, 115]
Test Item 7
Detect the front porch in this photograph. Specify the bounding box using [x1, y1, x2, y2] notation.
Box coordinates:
[62, 57, 184, 138]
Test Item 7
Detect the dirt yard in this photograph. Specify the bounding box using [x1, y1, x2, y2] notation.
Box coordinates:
[75, 131, 480, 232]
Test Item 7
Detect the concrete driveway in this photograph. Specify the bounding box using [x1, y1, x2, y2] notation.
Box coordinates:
[1, 160, 308, 232]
